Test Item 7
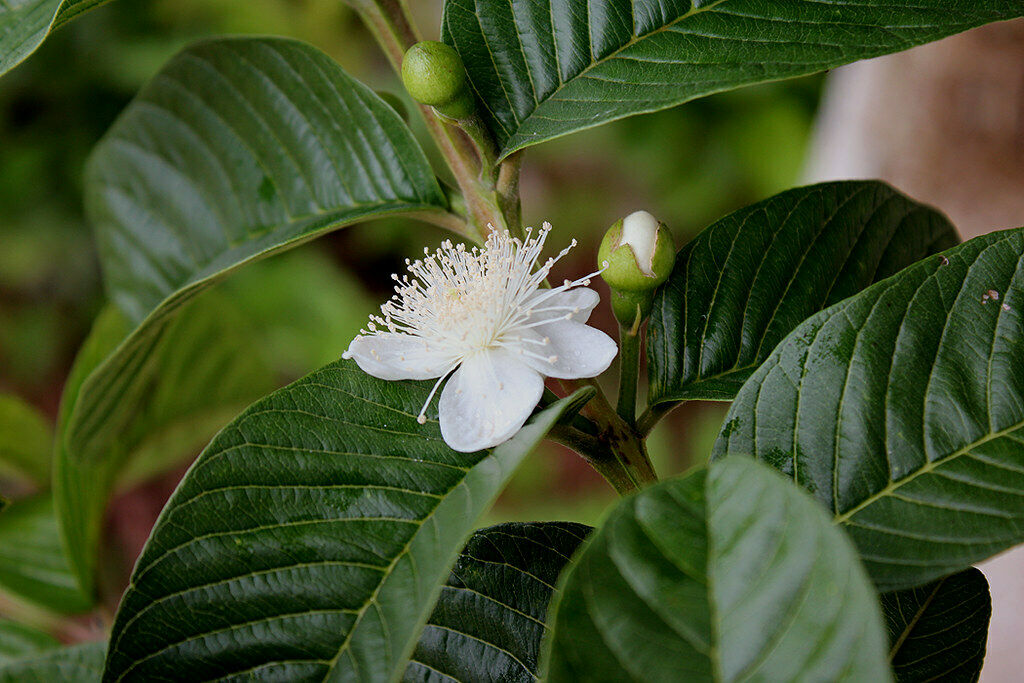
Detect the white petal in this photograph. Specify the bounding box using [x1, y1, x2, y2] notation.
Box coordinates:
[524, 287, 600, 324]
[344, 334, 456, 380]
[620, 210, 660, 276]
[517, 319, 617, 379]
[438, 349, 544, 452]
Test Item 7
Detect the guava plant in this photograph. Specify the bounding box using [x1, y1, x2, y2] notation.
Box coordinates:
[1, 1, 1022, 681]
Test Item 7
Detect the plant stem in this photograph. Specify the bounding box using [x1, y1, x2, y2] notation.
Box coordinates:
[616, 326, 640, 424]
[576, 378, 658, 490]
[496, 151, 523, 238]
[548, 424, 638, 495]
[637, 400, 680, 436]
[406, 209, 471, 239]
[346, 0, 516, 239]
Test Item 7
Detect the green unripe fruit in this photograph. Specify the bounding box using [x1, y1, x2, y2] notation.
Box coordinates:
[598, 210, 675, 292]
[401, 41, 475, 120]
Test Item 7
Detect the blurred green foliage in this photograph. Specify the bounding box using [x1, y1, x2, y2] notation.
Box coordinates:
[0, 0, 821, 536]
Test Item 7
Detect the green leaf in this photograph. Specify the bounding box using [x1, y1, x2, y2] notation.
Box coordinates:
[882, 568, 990, 682]
[53, 294, 274, 603]
[714, 227, 1024, 591]
[0, 641, 105, 682]
[406, 521, 590, 682]
[543, 457, 890, 682]
[0, 395, 53, 486]
[441, 0, 1024, 158]
[86, 37, 447, 325]
[54, 37, 449, 599]
[648, 181, 958, 403]
[0, 0, 112, 78]
[0, 620, 59, 664]
[0, 495, 91, 613]
[102, 364, 592, 682]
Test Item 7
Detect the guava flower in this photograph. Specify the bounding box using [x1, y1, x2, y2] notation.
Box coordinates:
[343, 223, 617, 452]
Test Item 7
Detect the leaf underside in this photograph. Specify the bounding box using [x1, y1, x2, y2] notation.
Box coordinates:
[441, 0, 1024, 158]
[406, 521, 590, 682]
[0, 496, 91, 613]
[715, 227, 1024, 591]
[881, 567, 990, 683]
[102, 362, 588, 682]
[544, 458, 891, 682]
[0, 0, 112, 79]
[648, 181, 958, 404]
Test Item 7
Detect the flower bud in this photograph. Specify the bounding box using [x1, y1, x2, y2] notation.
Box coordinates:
[401, 41, 475, 120]
[599, 210, 674, 290]
[599, 210, 675, 328]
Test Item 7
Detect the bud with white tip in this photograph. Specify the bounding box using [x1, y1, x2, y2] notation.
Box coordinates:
[598, 210, 675, 327]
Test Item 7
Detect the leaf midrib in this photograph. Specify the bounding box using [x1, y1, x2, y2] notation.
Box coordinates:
[887, 578, 945, 660]
[834, 419, 1024, 524]
[479, 0, 728, 153]
[539, 0, 729, 115]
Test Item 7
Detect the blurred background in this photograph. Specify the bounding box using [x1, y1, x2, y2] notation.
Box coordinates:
[0, 0, 1020, 678]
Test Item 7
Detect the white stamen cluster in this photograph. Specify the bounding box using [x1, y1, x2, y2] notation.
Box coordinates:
[345, 223, 602, 424]
[343, 222, 618, 452]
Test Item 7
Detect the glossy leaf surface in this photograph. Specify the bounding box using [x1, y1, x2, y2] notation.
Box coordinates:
[714, 228, 1024, 590]
[406, 521, 590, 682]
[103, 363, 590, 682]
[0, 641, 105, 682]
[59, 36, 446, 598]
[0, 495, 91, 613]
[441, 0, 1024, 158]
[882, 568, 990, 682]
[86, 37, 446, 323]
[0, 395, 52, 486]
[544, 457, 890, 682]
[648, 181, 957, 403]
[0, 0, 111, 78]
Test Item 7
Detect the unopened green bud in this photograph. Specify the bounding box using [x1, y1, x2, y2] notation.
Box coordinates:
[599, 210, 674, 291]
[401, 41, 475, 120]
[599, 210, 675, 328]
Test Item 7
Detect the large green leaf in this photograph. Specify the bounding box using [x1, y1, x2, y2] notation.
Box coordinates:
[86, 37, 446, 324]
[648, 181, 957, 404]
[441, 0, 1024, 158]
[102, 363, 592, 682]
[406, 521, 590, 682]
[0, 620, 58, 664]
[0, 395, 53, 486]
[0, 495, 91, 613]
[543, 457, 890, 682]
[0, 0, 111, 78]
[58, 36, 447, 599]
[0, 641, 105, 682]
[882, 568, 990, 682]
[714, 228, 1024, 591]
